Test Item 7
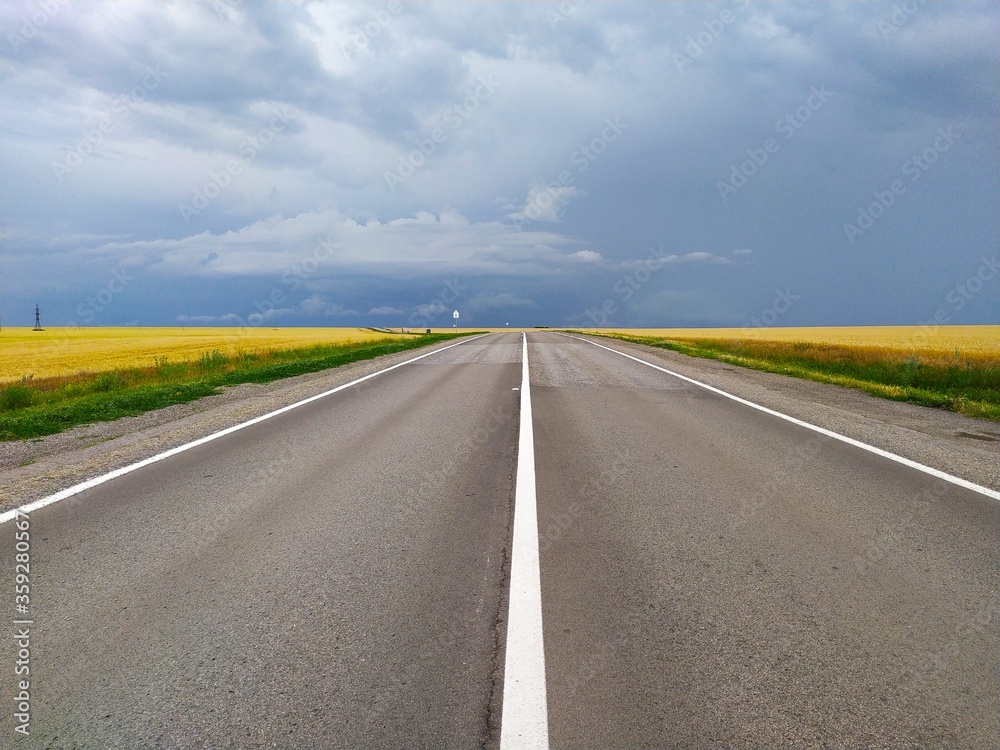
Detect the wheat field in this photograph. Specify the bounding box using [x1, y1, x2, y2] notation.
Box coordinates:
[0, 327, 411, 383]
[597, 325, 999, 362]
[599, 325, 999, 350]
[3, 325, 996, 384]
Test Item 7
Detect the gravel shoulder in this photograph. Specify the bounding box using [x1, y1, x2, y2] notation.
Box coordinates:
[2, 332, 998, 509]
[573, 333, 1000, 492]
[0, 338, 474, 507]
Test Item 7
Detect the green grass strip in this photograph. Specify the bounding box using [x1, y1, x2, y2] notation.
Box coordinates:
[0, 333, 476, 440]
[582, 332, 1000, 422]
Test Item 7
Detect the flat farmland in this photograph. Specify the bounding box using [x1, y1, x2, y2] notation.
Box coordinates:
[0, 327, 468, 440]
[588, 325, 1000, 420]
[594, 325, 1000, 357]
[0, 326, 414, 383]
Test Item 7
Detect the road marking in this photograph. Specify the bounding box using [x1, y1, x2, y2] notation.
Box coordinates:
[565, 333, 1000, 502]
[501, 333, 550, 750]
[0, 334, 490, 525]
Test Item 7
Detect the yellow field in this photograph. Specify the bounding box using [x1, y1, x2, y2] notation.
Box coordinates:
[594, 325, 1000, 357]
[2, 325, 996, 383]
[0, 327, 414, 383]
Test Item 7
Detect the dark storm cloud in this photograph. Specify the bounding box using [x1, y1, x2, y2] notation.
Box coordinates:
[1, 0, 996, 328]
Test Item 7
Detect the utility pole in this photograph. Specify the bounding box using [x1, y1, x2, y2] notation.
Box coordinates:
[33, 304, 43, 331]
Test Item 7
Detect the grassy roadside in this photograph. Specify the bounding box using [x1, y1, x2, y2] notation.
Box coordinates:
[0, 333, 476, 440]
[583, 332, 1000, 422]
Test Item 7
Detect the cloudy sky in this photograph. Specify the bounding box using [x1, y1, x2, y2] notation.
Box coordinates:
[1, 0, 997, 329]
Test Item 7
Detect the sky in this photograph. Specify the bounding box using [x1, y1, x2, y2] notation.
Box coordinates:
[1, 0, 997, 330]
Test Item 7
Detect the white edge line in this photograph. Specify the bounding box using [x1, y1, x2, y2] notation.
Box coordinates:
[0, 334, 491, 525]
[500, 333, 549, 750]
[562, 333, 1000, 503]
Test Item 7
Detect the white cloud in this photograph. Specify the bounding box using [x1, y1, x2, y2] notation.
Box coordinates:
[631, 288, 734, 325]
[299, 294, 328, 315]
[617, 251, 733, 271]
[176, 294, 357, 324]
[508, 183, 584, 224]
[368, 305, 405, 315]
[47, 232, 134, 248]
[176, 313, 241, 323]
[324, 303, 359, 316]
[467, 292, 537, 311]
[64, 205, 595, 283]
[1, 2, 996, 327]
[673, 251, 730, 264]
[299, 295, 358, 316]
[742, 13, 813, 62]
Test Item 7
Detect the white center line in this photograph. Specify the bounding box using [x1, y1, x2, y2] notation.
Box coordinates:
[501, 333, 550, 750]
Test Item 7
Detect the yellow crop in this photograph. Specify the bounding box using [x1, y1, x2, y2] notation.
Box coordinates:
[596, 325, 999, 365]
[0, 327, 413, 383]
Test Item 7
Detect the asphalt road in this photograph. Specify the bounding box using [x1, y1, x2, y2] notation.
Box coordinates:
[2, 331, 997, 749]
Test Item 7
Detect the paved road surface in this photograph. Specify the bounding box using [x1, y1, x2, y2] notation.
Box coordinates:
[2, 332, 997, 749]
